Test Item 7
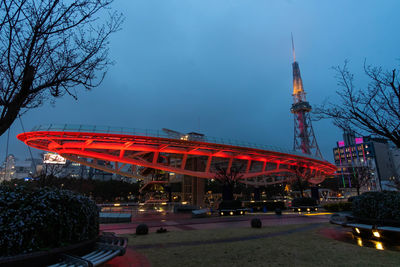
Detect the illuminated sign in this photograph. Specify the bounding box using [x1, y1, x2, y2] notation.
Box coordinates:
[43, 153, 67, 164]
[355, 137, 363, 144]
[338, 141, 345, 147]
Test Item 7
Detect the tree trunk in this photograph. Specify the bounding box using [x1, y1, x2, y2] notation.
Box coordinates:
[0, 66, 35, 137]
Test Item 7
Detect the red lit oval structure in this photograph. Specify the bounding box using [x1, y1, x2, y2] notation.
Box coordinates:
[17, 125, 336, 185]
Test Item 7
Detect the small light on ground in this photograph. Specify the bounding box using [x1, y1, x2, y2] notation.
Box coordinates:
[376, 242, 384, 250]
[356, 237, 363, 247]
[372, 230, 380, 238]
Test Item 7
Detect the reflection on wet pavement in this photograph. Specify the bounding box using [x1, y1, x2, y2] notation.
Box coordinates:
[320, 227, 400, 251]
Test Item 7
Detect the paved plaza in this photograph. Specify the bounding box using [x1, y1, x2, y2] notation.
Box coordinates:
[102, 212, 332, 266]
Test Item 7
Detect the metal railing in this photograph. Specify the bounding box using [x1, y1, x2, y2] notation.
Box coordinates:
[30, 124, 324, 161]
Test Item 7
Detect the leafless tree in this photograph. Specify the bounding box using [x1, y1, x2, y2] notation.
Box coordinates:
[315, 61, 400, 148]
[0, 0, 123, 136]
[290, 165, 310, 197]
[214, 164, 244, 201]
[349, 165, 373, 195]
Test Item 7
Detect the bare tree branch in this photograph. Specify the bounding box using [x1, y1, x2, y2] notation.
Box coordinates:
[314, 61, 400, 148]
[0, 0, 123, 136]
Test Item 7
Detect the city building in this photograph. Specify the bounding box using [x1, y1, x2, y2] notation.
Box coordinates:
[0, 154, 37, 181]
[333, 131, 398, 192]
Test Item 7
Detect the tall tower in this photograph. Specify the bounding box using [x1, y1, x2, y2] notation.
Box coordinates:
[290, 35, 322, 158]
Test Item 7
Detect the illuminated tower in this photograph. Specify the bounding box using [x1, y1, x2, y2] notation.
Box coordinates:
[290, 35, 322, 158]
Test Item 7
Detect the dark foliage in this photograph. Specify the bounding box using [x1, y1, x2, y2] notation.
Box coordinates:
[244, 201, 285, 211]
[275, 208, 282, 215]
[348, 196, 357, 202]
[136, 224, 149, 235]
[0, 185, 99, 256]
[292, 197, 317, 207]
[3, 176, 141, 203]
[156, 227, 167, 234]
[218, 200, 242, 210]
[323, 202, 352, 212]
[251, 218, 262, 228]
[352, 191, 400, 221]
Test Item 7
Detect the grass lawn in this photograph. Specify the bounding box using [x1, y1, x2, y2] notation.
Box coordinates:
[125, 223, 400, 267]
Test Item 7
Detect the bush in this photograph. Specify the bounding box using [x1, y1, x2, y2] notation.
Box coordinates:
[352, 191, 400, 222]
[347, 196, 357, 202]
[218, 200, 242, 210]
[323, 202, 352, 212]
[136, 224, 149, 235]
[243, 201, 285, 211]
[251, 218, 262, 228]
[0, 185, 99, 256]
[292, 197, 317, 207]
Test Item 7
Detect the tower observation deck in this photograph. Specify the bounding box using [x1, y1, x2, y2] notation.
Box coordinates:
[290, 36, 322, 158]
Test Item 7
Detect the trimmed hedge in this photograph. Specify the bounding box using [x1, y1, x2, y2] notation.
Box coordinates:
[292, 197, 317, 207]
[244, 201, 285, 211]
[218, 200, 242, 210]
[323, 202, 352, 212]
[352, 191, 400, 221]
[0, 186, 99, 256]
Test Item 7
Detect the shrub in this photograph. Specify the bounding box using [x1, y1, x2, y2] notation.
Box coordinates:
[136, 224, 149, 235]
[0, 185, 99, 256]
[218, 200, 242, 210]
[347, 196, 357, 202]
[323, 202, 352, 212]
[292, 197, 317, 207]
[251, 218, 262, 228]
[243, 201, 285, 211]
[352, 191, 400, 222]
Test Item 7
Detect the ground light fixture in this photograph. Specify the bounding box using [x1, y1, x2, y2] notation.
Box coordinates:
[356, 237, 363, 247]
[372, 230, 380, 238]
[230, 211, 234, 216]
[375, 242, 384, 250]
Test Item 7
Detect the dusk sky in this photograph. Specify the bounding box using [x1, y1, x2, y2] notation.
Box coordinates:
[2, 0, 400, 163]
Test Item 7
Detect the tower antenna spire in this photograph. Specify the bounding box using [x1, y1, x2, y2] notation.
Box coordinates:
[291, 32, 296, 62]
[290, 37, 322, 158]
